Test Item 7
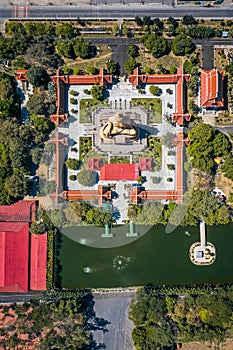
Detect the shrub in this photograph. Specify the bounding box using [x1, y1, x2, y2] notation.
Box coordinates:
[152, 176, 161, 184]
[73, 67, 81, 75]
[69, 174, 77, 181]
[167, 164, 175, 170]
[149, 85, 160, 95]
[65, 158, 80, 170]
[69, 89, 78, 96]
[167, 177, 173, 182]
[77, 170, 97, 186]
[70, 97, 77, 104]
[84, 89, 91, 95]
[63, 66, 73, 74]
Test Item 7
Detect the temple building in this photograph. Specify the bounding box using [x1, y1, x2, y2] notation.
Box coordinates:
[0, 200, 47, 293]
[200, 69, 224, 108]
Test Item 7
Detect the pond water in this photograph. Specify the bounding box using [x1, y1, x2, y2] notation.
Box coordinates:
[58, 223, 233, 289]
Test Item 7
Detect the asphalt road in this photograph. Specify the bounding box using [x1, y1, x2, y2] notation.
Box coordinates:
[93, 291, 135, 350]
[2, 5, 233, 21]
[0, 291, 47, 304]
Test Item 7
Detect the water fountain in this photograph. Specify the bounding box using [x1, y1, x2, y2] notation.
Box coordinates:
[83, 266, 93, 273]
[113, 255, 131, 271]
[126, 221, 138, 237]
[101, 224, 113, 238]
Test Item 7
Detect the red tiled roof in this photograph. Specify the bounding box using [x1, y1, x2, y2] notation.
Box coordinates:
[88, 158, 101, 171]
[30, 233, 47, 291]
[139, 158, 153, 171]
[200, 69, 224, 107]
[51, 68, 112, 87]
[129, 67, 190, 87]
[0, 200, 36, 222]
[0, 222, 29, 293]
[100, 164, 140, 181]
[16, 69, 27, 81]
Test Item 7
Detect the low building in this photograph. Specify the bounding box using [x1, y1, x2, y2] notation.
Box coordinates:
[200, 69, 224, 108]
[100, 164, 140, 181]
[0, 200, 47, 293]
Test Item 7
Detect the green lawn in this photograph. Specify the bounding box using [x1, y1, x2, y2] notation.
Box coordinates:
[110, 156, 130, 164]
[79, 136, 93, 161]
[133, 136, 162, 170]
[79, 98, 109, 123]
[131, 98, 162, 123]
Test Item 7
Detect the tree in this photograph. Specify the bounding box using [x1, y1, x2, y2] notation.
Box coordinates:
[124, 57, 137, 74]
[171, 34, 194, 56]
[135, 16, 143, 26]
[43, 180, 56, 194]
[162, 132, 175, 148]
[30, 221, 47, 234]
[5, 22, 26, 35]
[106, 59, 120, 76]
[26, 66, 49, 88]
[221, 157, 233, 181]
[4, 173, 28, 199]
[183, 15, 197, 25]
[170, 65, 177, 74]
[91, 85, 104, 101]
[65, 158, 80, 170]
[56, 40, 75, 59]
[145, 66, 153, 74]
[142, 33, 169, 58]
[130, 288, 233, 350]
[73, 38, 93, 59]
[149, 85, 160, 95]
[27, 93, 49, 116]
[183, 60, 194, 74]
[31, 148, 42, 165]
[55, 23, 79, 38]
[187, 124, 231, 174]
[30, 115, 53, 132]
[77, 170, 97, 186]
[86, 66, 98, 75]
[128, 44, 139, 58]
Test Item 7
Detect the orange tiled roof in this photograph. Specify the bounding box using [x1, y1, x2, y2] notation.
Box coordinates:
[200, 69, 224, 107]
[16, 69, 27, 81]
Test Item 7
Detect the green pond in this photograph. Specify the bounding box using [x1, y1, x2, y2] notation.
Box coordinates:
[58, 223, 233, 288]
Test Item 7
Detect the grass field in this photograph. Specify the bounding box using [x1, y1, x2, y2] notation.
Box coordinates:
[131, 98, 162, 123]
[136, 50, 183, 73]
[79, 98, 109, 123]
[64, 44, 112, 71]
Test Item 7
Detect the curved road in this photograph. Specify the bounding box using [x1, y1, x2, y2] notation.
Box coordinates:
[1, 5, 233, 21]
[93, 291, 135, 350]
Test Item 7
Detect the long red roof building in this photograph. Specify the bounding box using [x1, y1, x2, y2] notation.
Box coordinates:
[0, 200, 47, 293]
[0, 222, 29, 293]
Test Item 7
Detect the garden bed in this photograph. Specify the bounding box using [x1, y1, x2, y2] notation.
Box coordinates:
[79, 136, 93, 161]
[131, 98, 162, 123]
[79, 98, 109, 123]
[110, 156, 130, 164]
[133, 136, 162, 170]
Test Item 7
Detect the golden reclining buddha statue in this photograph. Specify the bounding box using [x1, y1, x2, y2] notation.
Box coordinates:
[100, 112, 139, 143]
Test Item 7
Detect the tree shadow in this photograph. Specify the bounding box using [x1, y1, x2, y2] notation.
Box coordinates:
[82, 292, 110, 349]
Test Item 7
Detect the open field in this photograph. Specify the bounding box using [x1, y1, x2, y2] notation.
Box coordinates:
[136, 50, 183, 72]
[64, 44, 112, 71]
[182, 339, 233, 350]
[215, 171, 233, 198]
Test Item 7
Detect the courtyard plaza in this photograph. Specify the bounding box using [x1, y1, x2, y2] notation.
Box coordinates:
[50, 77, 182, 222]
